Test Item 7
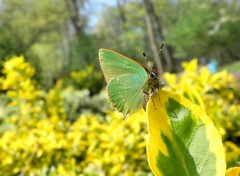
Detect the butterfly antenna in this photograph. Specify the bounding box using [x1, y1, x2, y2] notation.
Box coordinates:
[151, 42, 165, 70]
[142, 52, 148, 63]
[142, 52, 146, 57]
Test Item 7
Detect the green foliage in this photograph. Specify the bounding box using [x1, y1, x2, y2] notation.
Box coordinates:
[69, 34, 103, 70]
[0, 0, 67, 89]
[163, 0, 240, 60]
[0, 0, 67, 57]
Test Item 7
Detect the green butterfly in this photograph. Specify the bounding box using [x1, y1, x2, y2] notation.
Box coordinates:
[99, 49, 160, 117]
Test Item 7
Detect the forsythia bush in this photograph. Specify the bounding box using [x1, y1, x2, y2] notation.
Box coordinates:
[0, 56, 151, 175]
[0, 56, 239, 175]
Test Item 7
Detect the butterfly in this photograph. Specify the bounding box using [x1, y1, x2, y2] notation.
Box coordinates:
[99, 48, 162, 117]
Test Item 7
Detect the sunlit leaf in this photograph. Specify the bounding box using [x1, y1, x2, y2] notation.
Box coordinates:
[146, 89, 225, 176]
[181, 82, 205, 109]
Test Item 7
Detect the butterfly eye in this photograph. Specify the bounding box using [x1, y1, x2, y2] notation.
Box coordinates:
[149, 71, 157, 79]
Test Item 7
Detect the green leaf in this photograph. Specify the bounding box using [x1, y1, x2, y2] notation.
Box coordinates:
[146, 90, 226, 176]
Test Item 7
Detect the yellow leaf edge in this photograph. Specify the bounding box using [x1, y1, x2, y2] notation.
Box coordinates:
[146, 89, 226, 176]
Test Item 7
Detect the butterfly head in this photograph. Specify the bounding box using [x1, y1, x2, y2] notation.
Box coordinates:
[147, 70, 159, 91]
[149, 70, 158, 80]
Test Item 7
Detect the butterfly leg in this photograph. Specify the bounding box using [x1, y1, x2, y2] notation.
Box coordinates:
[150, 97, 156, 109]
[147, 91, 157, 110]
[142, 90, 157, 110]
[142, 90, 150, 111]
[155, 88, 160, 101]
[142, 90, 149, 101]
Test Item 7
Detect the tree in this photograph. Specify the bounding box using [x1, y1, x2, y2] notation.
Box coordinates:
[165, 0, 240, 63]
[0, 0, 68, 88]
[94, 1, 148, 64]
[0, 0, 67, 58]
[64, 0, 86, 38]
[142, 0, 174, 73]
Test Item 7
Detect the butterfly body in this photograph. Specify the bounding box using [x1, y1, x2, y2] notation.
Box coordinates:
[99, 49, 159, 116]
[143, 70, 159, 96]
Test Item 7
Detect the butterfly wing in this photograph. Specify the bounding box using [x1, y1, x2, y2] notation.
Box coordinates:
[107, 74, 147, 116]
[99, 49, 148, 83]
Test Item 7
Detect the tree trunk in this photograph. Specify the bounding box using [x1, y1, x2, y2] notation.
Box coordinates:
[142, 0, 174, 73]
[117, 0, 127, 24]
[116, 0, 127, 33]
[64, 0, 85, 38]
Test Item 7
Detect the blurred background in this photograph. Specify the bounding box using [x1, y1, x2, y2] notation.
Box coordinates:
[0, 0, 239, 175]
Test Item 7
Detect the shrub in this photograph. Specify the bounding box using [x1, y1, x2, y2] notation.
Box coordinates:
[63, 66, 105, 95]
[0, 56, 151, 175]
[0, 56, 239, 175]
